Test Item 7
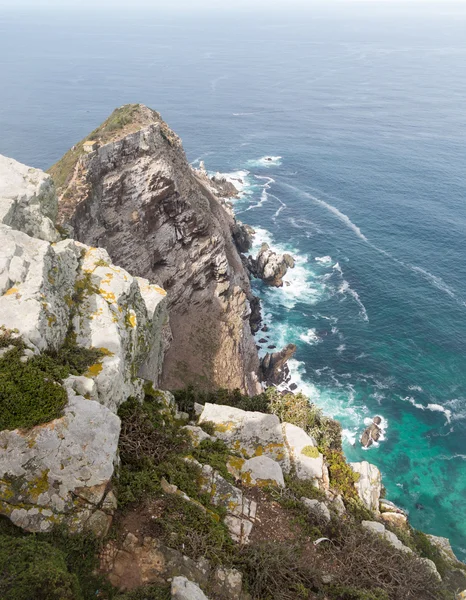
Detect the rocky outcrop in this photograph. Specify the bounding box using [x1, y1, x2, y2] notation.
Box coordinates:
[260, 343, 296, 385]
[198, 403, 328, 487]
[247, 243, 295, 287]
[0, 155, 59, 243]
[231, 221, 254, 254]
[360, 416, 382, 448]
[350, 461, 382, 513]
[0, 154, 168, 533]
[50, 104, 260, 395]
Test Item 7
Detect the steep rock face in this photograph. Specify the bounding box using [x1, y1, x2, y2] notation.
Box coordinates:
[0, 155, 59, 243]
[0, 154, 168, 533]
[51, 104, 260, 394]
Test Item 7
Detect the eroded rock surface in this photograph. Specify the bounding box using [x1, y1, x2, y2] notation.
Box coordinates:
[260, 343, 296, 386]
[51, 104, 260, 394]
[351, 461, 382, 513]
[247, 243, 295, 287]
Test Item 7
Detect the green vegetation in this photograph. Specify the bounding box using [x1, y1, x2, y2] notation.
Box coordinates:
[325, 449, 360, 500]
[0, 329, 105, 430]
[0, 536, 81, 600]
[234, 541, 318, 600]
[192, 438, 235, 483]
[114, 586, 170, 600]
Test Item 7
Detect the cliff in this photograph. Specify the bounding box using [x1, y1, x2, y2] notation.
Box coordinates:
[49, 104, 261, 395]
[0, 127, 465, 600]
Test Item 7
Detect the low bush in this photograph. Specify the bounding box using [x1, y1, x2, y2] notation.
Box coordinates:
[235, 541, 319, 600]
[149, 495, 234, 564]
[113, 585, 170, 600]
[325, 450, 359, 500]
[192, 438, 235, 482]
[0, 329, 105, 430]
[0, 535, 81, 600]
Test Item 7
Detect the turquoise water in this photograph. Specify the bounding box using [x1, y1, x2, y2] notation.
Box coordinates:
[0, 3, 465, 559]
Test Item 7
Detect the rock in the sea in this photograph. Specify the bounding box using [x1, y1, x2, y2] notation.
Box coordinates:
[350, 461, 382, 513]
[171, 577, 209, 600]
[247, 243, 295, 287]
[241, 456, 285, 487]
[260, 343, 296, 385]
[361, 416, 382, 448]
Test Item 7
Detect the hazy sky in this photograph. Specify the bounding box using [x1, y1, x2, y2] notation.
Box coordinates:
[1, 0, 465, 7]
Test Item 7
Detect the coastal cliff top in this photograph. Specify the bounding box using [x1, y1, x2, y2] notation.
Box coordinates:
[48, 104, 180, 192]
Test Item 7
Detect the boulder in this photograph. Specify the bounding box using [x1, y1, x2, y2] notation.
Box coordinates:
[380, 499, 407, 515]
[241, 456, 285, 488]
[171, 576, 209, 600]
[427, 534, 461, 563]
[282, 422, 325, 483]
[231, 221, 255, 254]
[0, 154, 59, 242]
[301, 498, 331, 523]
[361, 416, 382, 448]
[0, 387, 120, 535]
[362, 521, 412, 553]
[199, 403, 290, 471]
[350, 461, 382, 513]
[260, 343, 296, 385]
[247, 243, 295, 287]
[182, 426, 214, 447]
[380, 512, 408, 529]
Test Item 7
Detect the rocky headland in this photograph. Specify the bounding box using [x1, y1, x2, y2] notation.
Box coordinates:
[0, 105, 464, 600]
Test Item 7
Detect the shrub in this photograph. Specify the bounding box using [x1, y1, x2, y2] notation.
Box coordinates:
[113, 586, 170, 600]
[0, 346, 68, 430]
[0, 329, 106, 430]
[235, 541, 318, 600]
[327, 586, 389, 600]
[0, 535, 81, 600]
[192, 438, 235, 482]
[149, 495, 234, 564]
[325, 450, 359, 500]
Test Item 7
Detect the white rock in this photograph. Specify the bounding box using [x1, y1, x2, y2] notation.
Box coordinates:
[0, 154, 60, 242]
[362, 521, 412, 553]
[0, 388, 120, 533]
[182, 426, 213, 447]
[199, 403, 290, 470]
[241, 455, 285, 487]
[301, 497, 331, 523]
[171, 576, 209, 600]
[350, 461, 382, 513]
[283, 422, 324, 482]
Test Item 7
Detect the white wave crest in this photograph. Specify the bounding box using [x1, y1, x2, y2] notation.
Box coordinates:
[315, 256, 332, 265]
[247, 155, 282, 168]
[402, 396, 452, 423]
[299, 329, 320, 345]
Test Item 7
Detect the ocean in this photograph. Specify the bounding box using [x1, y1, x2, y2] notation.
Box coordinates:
[1, 2, 465, 559]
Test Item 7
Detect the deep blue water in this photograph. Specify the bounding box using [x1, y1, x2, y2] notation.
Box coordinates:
[1, 3, 465, 559]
